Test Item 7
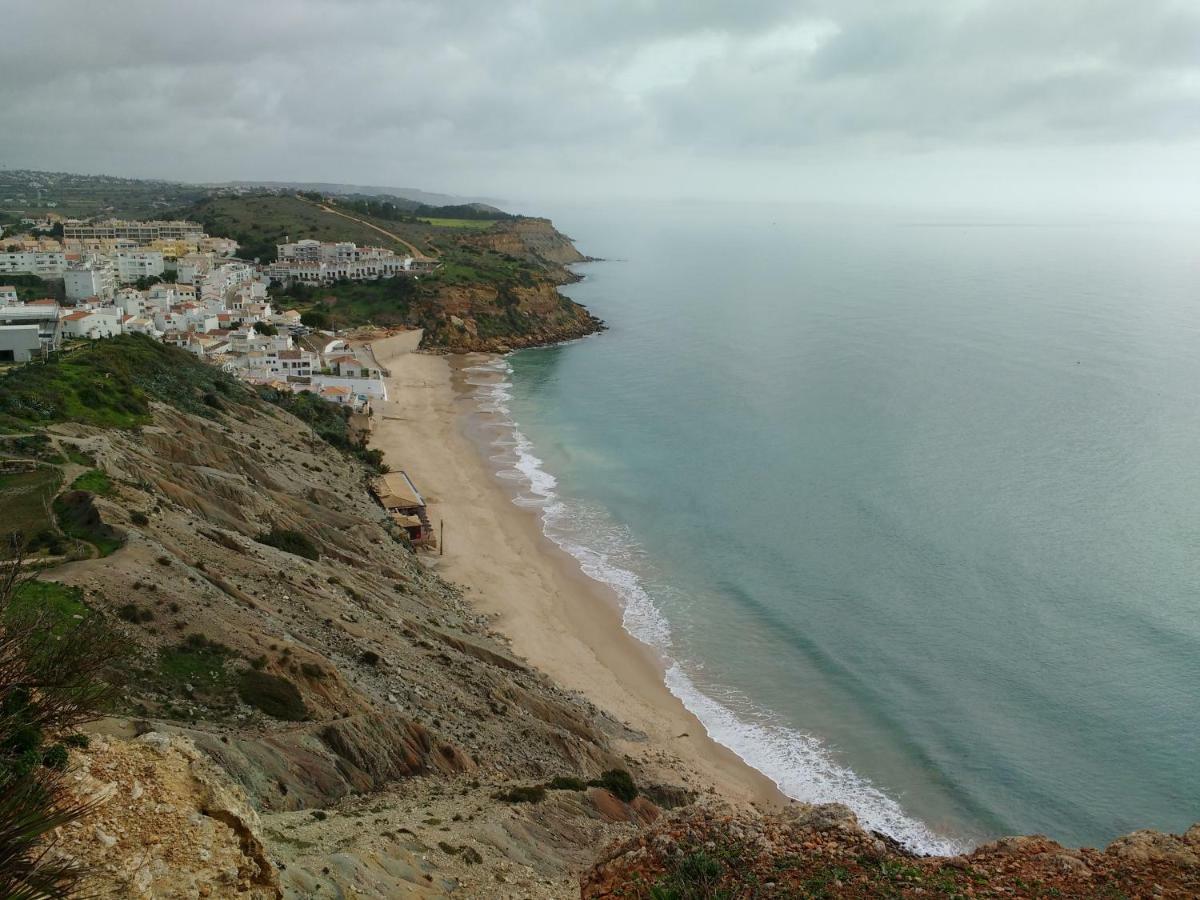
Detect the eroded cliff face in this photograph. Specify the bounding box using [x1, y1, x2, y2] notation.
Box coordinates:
[463, 218, 590, 272]
[34, 397, 650, 896]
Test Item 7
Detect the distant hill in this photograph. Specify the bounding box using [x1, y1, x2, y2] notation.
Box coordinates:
[205, 180, 497, 209]
[0, 169, 500, 220]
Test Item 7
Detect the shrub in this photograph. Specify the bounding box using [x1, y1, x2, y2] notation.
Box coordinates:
[494, 785, 545, 804]
[546, 776, 587, 792]
[237, 670, 308, 721]
[300, 662, 324, 679]
[130, 511, 150, 527]
[358, 650, 381, 667]
[589, 769, 638, 803]
[256, 528, 319, 560]
[69, 469, 112, 495]
[0, 541, 129, 897]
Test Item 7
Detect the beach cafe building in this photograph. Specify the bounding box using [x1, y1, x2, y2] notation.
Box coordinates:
[371, 471, 433, 545]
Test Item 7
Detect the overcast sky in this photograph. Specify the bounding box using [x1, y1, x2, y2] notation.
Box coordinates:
[4, 0, 1199, 217]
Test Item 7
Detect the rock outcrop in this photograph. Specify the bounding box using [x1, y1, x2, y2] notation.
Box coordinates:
[583, 805, 1200, 899]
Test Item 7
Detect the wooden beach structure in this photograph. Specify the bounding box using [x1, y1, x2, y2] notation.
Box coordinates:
[370, 471, 434, 546]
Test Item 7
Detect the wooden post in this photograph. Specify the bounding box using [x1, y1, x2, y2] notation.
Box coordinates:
[439, 519, 444, 556]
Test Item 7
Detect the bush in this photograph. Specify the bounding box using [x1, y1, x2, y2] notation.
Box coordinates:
[494, 785, 545, 804]
[589, 769, 638, 803]
[546, 776, 587, 792]
[359, 650, 381, 667]
[237, 670, 308, 721]
[116, 604, 153, 624]
[256, 528, 319, 560]
[130, 511, 150, 527]
[0, 543, 129, 897]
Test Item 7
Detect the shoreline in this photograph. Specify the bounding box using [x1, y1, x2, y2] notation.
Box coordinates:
[369, 330, 785, 811]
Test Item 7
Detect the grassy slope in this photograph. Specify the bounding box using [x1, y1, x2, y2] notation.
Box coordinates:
[0, 334, 249, 431]
[189, 194, 456, 262]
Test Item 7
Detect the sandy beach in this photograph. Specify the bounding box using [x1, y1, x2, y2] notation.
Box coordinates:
[369, 331, 784, 809]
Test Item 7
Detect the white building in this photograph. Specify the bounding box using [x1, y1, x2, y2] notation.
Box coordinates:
[0, 250, 67, 278]
[199, 262, 258, 305]
[0, 302, 61, 352]
[268, 239, 431, 285]
[64, 260, 117, 302]
[0, 325, 43, 362]
[0, 286, 17, 305]
[63, 219, 205, 243]
[176, 251, 215, 284]
[114, 250, 165, 284]
[61, 308, 123, 340]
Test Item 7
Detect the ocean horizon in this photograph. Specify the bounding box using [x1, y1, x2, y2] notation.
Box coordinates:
[469, 202, 1200, 853]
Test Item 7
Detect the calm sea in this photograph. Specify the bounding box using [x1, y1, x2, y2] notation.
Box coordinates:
[469, 202, 1200, 852]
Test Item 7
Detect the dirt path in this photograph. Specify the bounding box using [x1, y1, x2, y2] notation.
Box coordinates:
[296, 195, 436, 259]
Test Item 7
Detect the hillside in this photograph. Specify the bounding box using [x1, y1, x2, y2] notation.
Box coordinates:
[189, 192, 604, 350]
[0, 337, 668, 896]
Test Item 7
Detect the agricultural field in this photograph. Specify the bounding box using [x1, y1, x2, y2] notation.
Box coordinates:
[0, 169, 206, 219]
[418, 217, 497, 230]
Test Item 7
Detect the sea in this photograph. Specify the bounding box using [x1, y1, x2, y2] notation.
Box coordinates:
[464, 201, 1200, 854]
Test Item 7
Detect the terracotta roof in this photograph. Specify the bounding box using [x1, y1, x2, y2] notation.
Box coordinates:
[62, 311, 92, 320]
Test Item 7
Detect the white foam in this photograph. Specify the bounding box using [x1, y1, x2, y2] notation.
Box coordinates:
[467, 357, 964, 856]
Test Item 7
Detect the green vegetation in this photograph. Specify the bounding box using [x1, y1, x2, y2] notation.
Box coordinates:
[546, 775, 588, 791]
[187, 194, 423, 262]
[7, 580, 88, 634]
[589, 768, 638, 802]
[256, 528, 320, 560]
[69, 468, 112, 495]
[0, 169, 206, 219]
[418, 217, 497, 230]
[0, 273, 64, 303]
[494, 785, 546, 804]
[0, 467, 62, 546]
[0, 548, 128, 898]
[53, 491, 122, 557]
[272, 276, 420, 329]
[0, 334, 248, 430]
[237, 670, 308, 720]
[651, 851, 727, 900]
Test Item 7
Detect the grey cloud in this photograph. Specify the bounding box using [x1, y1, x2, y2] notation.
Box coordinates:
[2, 0, 1199, 211]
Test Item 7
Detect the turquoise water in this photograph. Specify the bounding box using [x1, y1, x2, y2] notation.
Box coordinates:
[475, 204, 1200, 852]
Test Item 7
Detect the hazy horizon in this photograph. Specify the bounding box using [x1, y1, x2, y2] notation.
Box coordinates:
[4, 1, 1200, 220]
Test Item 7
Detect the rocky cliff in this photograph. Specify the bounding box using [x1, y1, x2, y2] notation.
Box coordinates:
[460, 218, 590, 276]
[583, 805, 1200, 898]
[420, 279, 603, 352]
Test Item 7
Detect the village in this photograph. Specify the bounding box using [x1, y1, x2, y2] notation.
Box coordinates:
[0, 213, 441, 547]
[0, 215, 443, 412]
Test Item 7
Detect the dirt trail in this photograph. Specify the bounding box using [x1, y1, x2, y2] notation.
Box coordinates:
[296, 195, 436, 259]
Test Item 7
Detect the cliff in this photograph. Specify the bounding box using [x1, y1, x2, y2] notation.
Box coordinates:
[584, 805, 1200, 898]
[459, 217, 590, 276]
[0, 338, 657, 897]
[419, 279, 604, 352]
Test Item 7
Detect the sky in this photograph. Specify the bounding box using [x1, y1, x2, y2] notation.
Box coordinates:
[4, 0, 1200, 218]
